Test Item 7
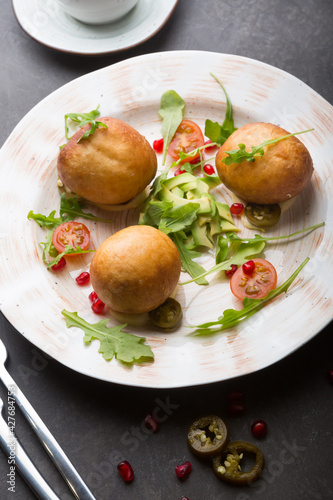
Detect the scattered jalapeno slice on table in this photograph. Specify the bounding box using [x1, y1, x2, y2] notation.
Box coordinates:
[245, 202, 281, 228]
[213, 440, 264, 485]
[149, 297, 182, 330]
[187, 415, 229, 457]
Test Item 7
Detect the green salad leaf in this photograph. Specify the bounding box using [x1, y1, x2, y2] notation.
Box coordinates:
[61, 310, 154, 364]
[159, 90, 185, 165]
[205, 73, 237, 145]
[59, 195, 112, 223]
[27, 210, 64, 229]
[64, 105, 107, 142]
[158, 203, 200, 235]
[222, 129, 314, 165]
[191, 258, 309, 335]
[172, 233, 208, 286]
[227, 222, 325, 243]
[47, 245, 95, 269]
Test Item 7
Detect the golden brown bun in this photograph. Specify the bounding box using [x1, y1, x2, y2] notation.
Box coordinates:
[57, 117, 157, 205]
[90, 225, 181, 314]
[215, 122, 313, 204]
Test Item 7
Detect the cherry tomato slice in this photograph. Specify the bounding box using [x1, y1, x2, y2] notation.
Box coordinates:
[230, 258, 277, 300]
[168, 119, 204, 163]
[52, 221, 90, 254]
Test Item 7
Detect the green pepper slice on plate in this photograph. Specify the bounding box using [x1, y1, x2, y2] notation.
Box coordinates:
[245, 202, 281, 228]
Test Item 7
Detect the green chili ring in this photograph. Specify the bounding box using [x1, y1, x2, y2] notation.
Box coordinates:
[213, 440, 264, 485]
[187, 415, 229, 457]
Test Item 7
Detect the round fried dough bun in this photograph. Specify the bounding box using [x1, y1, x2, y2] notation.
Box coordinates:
[57, 117, 157, 205]
[215, 122, 313, 204]
[90, 225, 182, 315]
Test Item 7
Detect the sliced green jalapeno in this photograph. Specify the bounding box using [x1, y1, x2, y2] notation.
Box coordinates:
[213, 440, 264, 485]
[149, 297, 182, 330]
[187, 415, 228, 457]
[245, 203, 281, 228]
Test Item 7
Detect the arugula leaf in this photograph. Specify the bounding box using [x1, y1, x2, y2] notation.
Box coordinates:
[222, 129, 314, 165]
[204, 73, 237, 145]
[27, 210, 63, 229]
[227, 222, 325, 243]
[59, 195, 112, 223]
[141, 200, 173, 227]
[40, 230, 58, 264]
[169, 143, 218, 175]
[172, 233, 208, 286]
[180, 239, 266, 285]
[159, 90, 185, 165]
[61, 310, 154, 364]
[64, 105, 107, 142]
[191, 258, 309, 335]
[215, 234, 229, 264]
[159, 203, 200, 235]
[47, 245, 95, 269]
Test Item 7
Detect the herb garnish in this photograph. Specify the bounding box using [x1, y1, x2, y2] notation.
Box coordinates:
[64, 105, 107, 142]
[62, 310, 154, 364]
[159, 90, 185, 165]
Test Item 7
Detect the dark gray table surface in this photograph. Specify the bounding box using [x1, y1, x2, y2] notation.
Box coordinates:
[1, 1, 333, 499]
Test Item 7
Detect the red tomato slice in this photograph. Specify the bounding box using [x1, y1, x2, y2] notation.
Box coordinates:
[230, 259, 277, 300]
[168, 119, 204, 163]
[52, 221, 90, 254]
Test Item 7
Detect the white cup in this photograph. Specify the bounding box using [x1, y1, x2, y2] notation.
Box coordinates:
[58, 0, 139, 25]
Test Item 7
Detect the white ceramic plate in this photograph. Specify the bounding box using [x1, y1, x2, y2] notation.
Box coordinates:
[12, 0, 179, 55]
[0, 51, 332, 388]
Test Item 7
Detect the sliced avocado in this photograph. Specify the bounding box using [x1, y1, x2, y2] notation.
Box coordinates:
[209, 216, 222, 236]
[160, 185, 212, 214]
[220, 220, 240, 232]
[163, 172, 197, 190]
[216, 202, 234, 224]
[200, 175, 222, 190]
[171, 186, 185, 198]
[191, 219, 214, 249]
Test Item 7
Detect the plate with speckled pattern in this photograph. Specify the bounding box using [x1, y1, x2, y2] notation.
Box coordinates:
[0, 51, 332, 388]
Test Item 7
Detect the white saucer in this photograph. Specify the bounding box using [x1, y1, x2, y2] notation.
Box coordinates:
[12, 0, 179, 55]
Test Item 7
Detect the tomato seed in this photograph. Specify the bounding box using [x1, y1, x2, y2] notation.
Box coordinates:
[144, 413, 160, 433]
[75, 272, 90, 286]
[153, 138, 164, 153]
[89, 291, 98, 303]
[91, 298, 105, 314]
[117, 460, 134, 482]
[230, 203, 245, 215]
[225, 264, 238, 278]
[51, 257, 66, 271]
[242, 260, 255, 275]
[203, 164, 215, 175]
[175, 461, 192, 479]
[251, 420, 268, 438]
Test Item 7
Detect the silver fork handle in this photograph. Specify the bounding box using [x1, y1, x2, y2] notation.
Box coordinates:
[0, 366, 96, 500]
[0, 411, 60, 500]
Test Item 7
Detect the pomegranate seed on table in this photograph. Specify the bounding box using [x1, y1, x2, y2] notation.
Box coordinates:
[327, 369, 333, 385]
[181, 497, 190, 500]
[251, 420, 268, 438]
[225, 264, 238, 278]
[204, 139, 217, 151]
[144, 413, 159, 432]
[227, 390, 245, 416]
[175, 168, 187, 176]
[242, 260, 255, 275]
[51, 257, 66, 271]
[153, 138, 164, 153]
[91, 298, 105, 314]
[117, 460, 134, 482]
[75, 271, 90, 286]
[88, 291, 98, 303]
[230, 203, 245, 215]
[175, 461, 192, 479]
[203, 164, 215, 175]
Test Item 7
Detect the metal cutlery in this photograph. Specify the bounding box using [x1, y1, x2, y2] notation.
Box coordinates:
[0, 397, 61, 499]
[0, 338, 96, 500]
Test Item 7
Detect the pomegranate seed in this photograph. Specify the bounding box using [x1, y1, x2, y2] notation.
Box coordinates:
[242, 260, 255, 275]
[89, 291, 98, 303]
[181, 498, 190, 500]
[153, 138, 164, 154]
[51, 257, 66, 271]
[204, 139, 217, 151]
[227, 390, 245, 416]
[175, 461, 192, 479]
[327, 369, 333, 385]
[144, 413, 159, 432]
[203, 164, 215, 175]
[175, 168, 187, 176]
[75, 271, 90, 286]
[230, 203, 245, 215]
[91, 298, 105, 314]
[251, 420, 268, 438]
[225, 264, 238, 278]
[189, 157, 199, 165]
[117, 460, 134, 482]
